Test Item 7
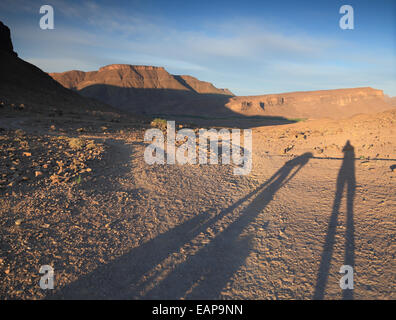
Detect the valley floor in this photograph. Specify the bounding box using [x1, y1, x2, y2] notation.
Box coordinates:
[0, 113, 395, 299]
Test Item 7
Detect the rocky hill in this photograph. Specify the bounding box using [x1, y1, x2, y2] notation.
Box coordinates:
[0, 21, 114, 115]
[49, 65, 234, 115]
[0, 21, 17, 57]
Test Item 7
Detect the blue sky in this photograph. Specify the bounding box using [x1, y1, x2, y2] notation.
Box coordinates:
[1, 0, 395, 96]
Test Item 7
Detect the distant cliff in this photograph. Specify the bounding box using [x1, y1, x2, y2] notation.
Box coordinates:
[225, 87, 393, 119]
[50, 65, 394, 119]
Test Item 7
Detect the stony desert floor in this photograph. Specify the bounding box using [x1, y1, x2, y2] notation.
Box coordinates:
[0, 109, 395, 300]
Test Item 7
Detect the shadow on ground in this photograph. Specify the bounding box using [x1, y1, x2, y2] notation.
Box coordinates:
[313, 140, 356, 300]
[78, 84, 302, 129]
[47, 152, 312, 299]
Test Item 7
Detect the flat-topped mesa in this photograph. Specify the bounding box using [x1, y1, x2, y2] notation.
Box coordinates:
[231, 87, 383, 104]
[49, 64, 233, 114]
[225, 87, 391, 119]
[51, 64, 233, 94]
[51, 64, 188, 91]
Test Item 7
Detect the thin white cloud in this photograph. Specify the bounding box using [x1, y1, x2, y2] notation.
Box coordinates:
[1, 0, 395, 96]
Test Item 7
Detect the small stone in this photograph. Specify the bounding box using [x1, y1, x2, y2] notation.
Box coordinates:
[50, 174, 59, 184]
[278, 230, 287, 239]
[35, 171, 43, 177]
[22, 152, 31, 157]
[15, 219, 23, 226]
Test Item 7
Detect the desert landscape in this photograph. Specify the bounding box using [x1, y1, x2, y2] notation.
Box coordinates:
[0, 14, 395, 302]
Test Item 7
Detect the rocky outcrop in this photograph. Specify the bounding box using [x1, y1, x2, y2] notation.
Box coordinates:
[0, 21, 112, 113]
[0, 21, 17, 56]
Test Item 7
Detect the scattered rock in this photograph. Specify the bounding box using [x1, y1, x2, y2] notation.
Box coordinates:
[35, 171, 43, 177]
[50, 174, 60, 184]
[284, 145, 294, 154]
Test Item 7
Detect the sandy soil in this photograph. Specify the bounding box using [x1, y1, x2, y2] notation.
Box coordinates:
[0, 108, 395, 300]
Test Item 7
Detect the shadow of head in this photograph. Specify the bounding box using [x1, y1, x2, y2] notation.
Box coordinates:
[285, 152, 313, 166]
[342, 140, 354, 152]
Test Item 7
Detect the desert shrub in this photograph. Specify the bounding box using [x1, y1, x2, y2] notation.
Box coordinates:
[68, 137, 85, 150]
[150, 118, 167, 131]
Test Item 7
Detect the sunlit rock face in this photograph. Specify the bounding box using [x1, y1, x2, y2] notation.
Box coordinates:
[225, 87, 392, 119]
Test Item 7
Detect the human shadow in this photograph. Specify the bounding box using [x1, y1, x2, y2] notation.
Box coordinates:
[48, 152, 311, 299]
[142, 152, 312, 299]
[313, 140, 356, 300]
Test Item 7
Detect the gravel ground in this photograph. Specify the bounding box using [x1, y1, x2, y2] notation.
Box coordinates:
[0, 110, 395, 299]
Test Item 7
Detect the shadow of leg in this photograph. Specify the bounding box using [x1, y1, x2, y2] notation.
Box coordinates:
[342, 145, 355, 300]
[142, 153, 312, 299]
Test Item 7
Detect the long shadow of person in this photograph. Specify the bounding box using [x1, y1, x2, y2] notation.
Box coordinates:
[141, 152, 312, 299]
[313, 140, 356, 300]
[49, 152, 312, 299]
